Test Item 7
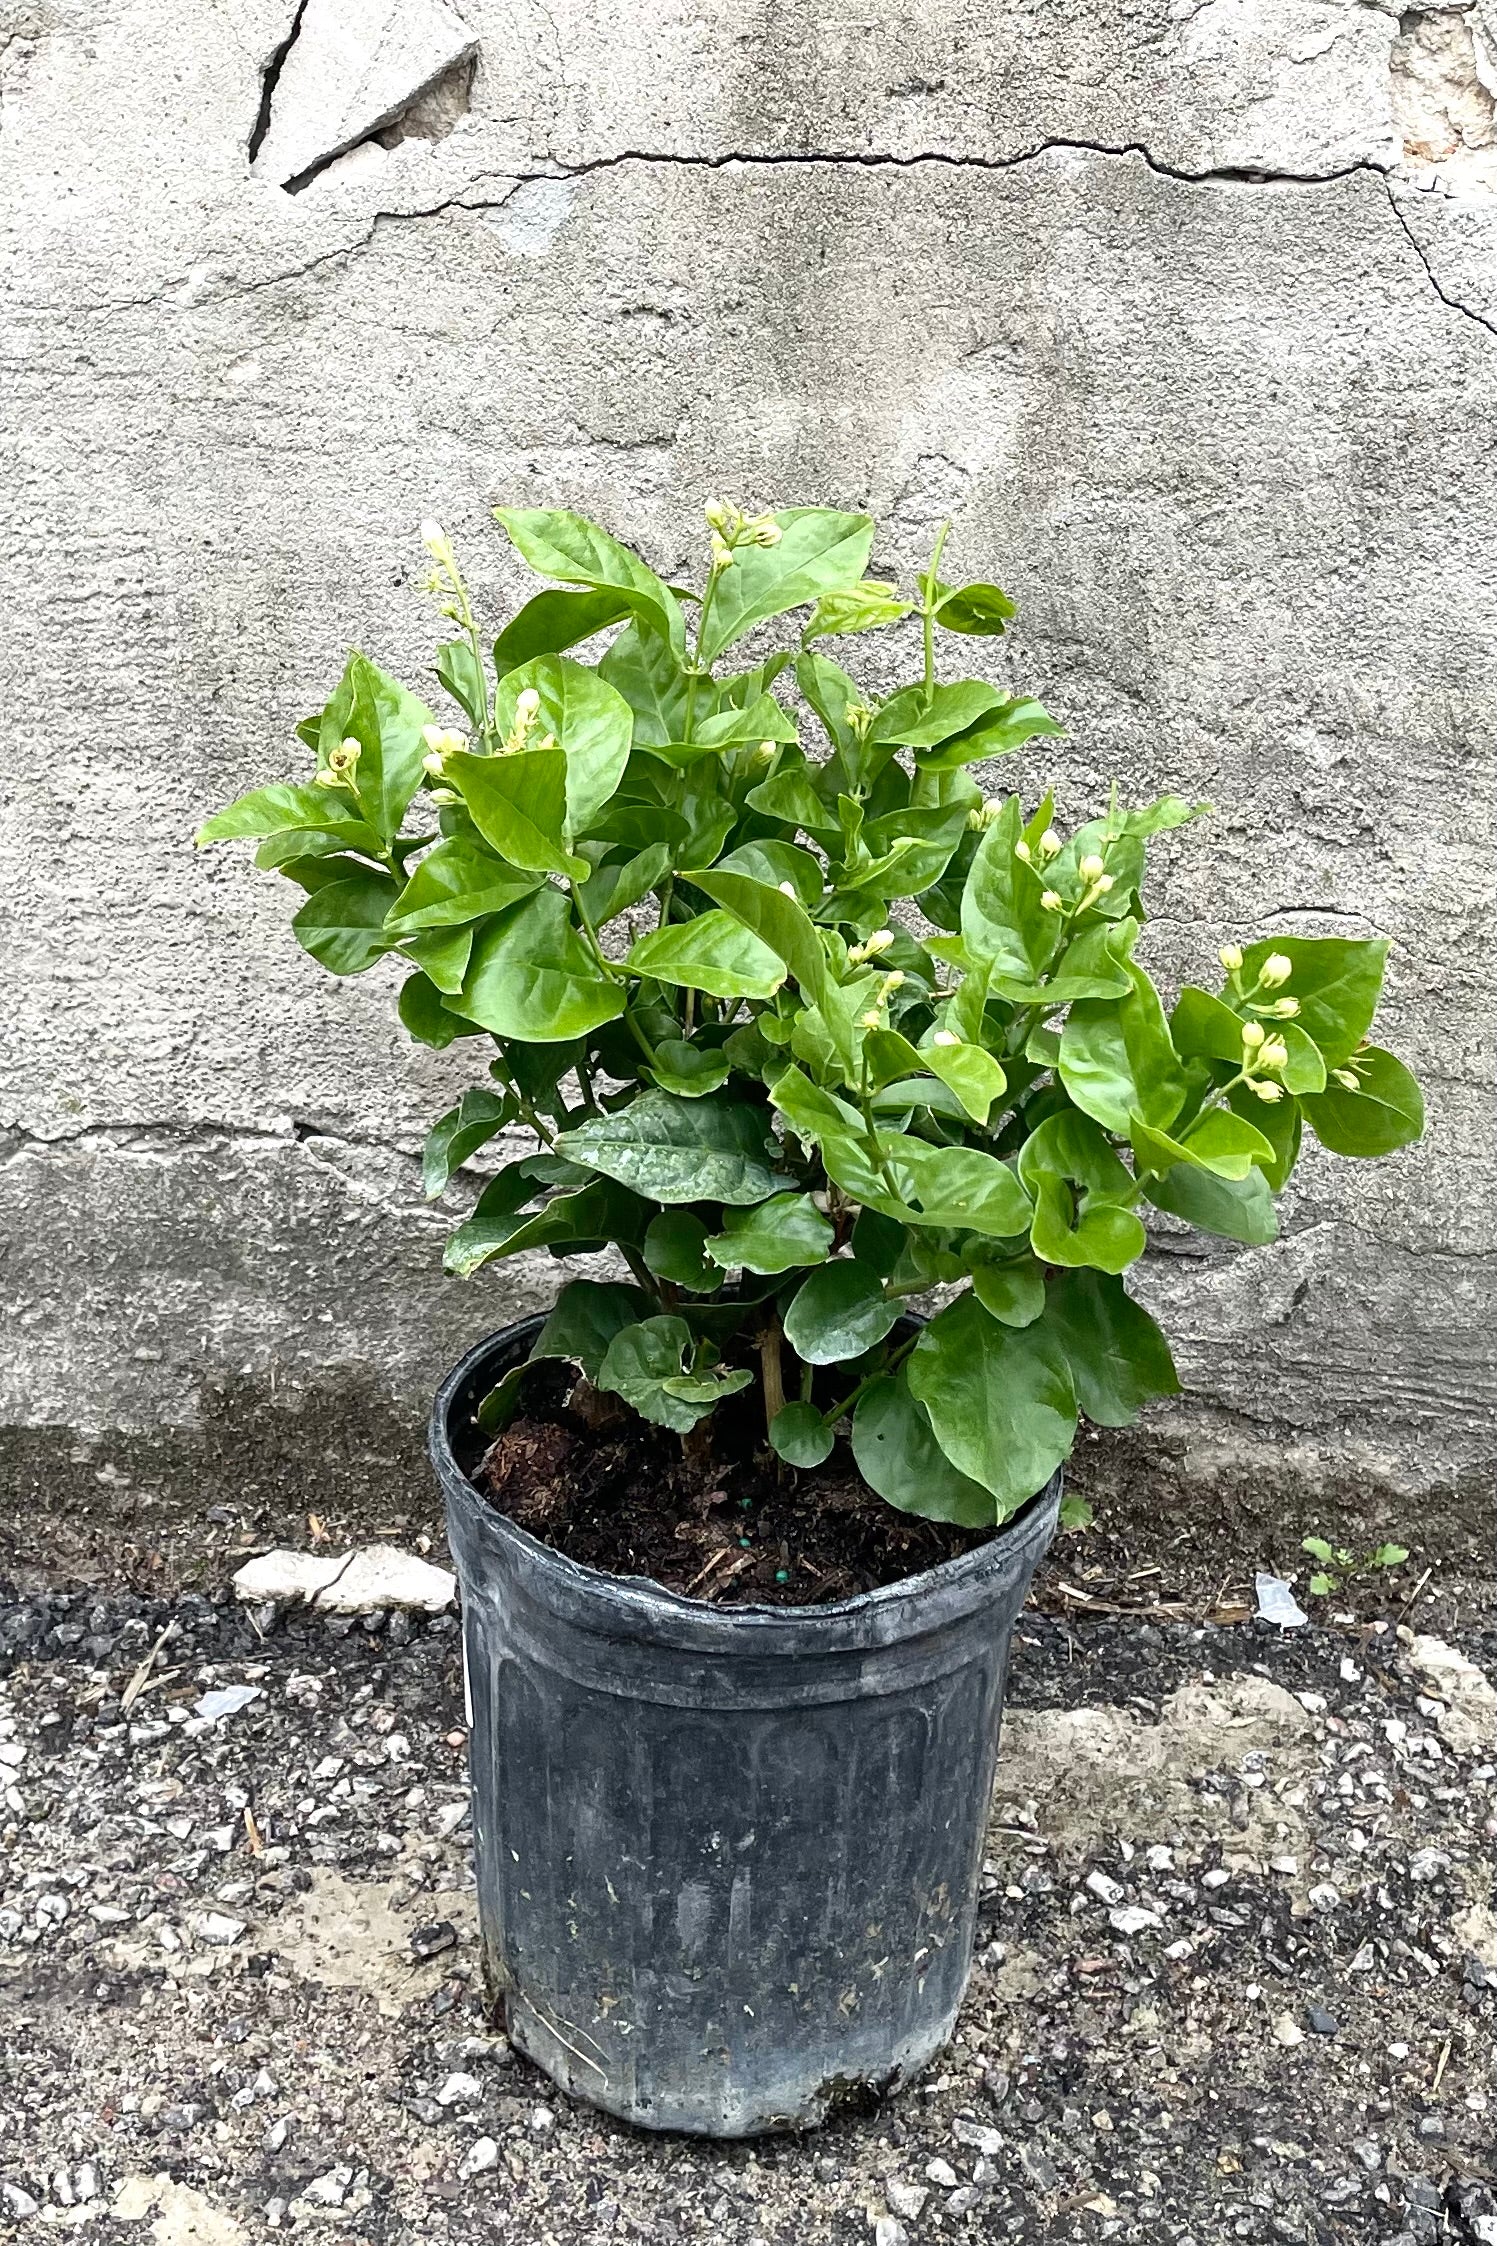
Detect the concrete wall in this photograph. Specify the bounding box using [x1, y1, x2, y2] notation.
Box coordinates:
[2, 0, 1494, 1536]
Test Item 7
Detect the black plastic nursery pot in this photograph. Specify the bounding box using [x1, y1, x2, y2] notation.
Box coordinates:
[431, 1314, 1062, 2138]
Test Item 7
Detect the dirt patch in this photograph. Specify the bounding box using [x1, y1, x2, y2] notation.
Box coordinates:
[112, 2175, 250, 2246]
[270, 1867, 478, 2018]
[473, 1365, 987, 1606]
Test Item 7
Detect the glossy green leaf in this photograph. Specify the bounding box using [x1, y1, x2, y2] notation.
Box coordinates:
[398, 970, 480, 1049]
[1020, 1108, 1146, 1274]
[648, 1039, 732, 1098]
[386, 838, 539, 931]
[851, 1368, 996, 1527]
[1146, 1162, 1277, 1245]
[961, 797, 1058, 988]
[444, 1173, 647, 1278]
[402, 921, 475, 993]
[579, 842, 671, 924]
[1060, 961, 1186, 1134]
[292, 868, 400, 974]
[769, 1402, 836, 1469]
[493, 588, 634, 675]
[195, 782, 385, 857]
[697, 509, 874, 661]
[321, 653, 436, 844]
[803, 580, 913, 640]
[885, 1140, 1033, 1238]
[783, 1259, 898, 1364]
[1238, 936, 1389, 1061]
[1042, 1268, 1180, 1428]
[597, 619, 690, 747]
[596, 1315, 753, 1432]
[1130, 1106, 1276, 1181]
[627, 910, 786, 1000]
[971, 1257, 1047, 1328]
[913, 697, 1064, 773]
[922, 1038, 1007, 1125]
[933, 581, 1017, 636]
[643, 1208, 722, 1292]
[494, 508, 687, 659]
[493, 655, 634, 836]
[713, 838, 824, 904]
[422, 1085, 515, 1198]
[435, 640, 489, 730]
[445, 748, 588, 879]
[557, 1088, 780, 1205]
[451, 887, 625, 1042]
[996, 919, 1135, 1007]
[533, 1279, 652, 1379]
[690, 870, 829, 1007]
[705, 1192, 835, 1274]
[1300, 1045, 1424, 1156]
[907, 1295, 1077, 1512]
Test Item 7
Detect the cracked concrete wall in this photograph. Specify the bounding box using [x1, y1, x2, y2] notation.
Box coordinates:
[1, 0, 1494, 1531]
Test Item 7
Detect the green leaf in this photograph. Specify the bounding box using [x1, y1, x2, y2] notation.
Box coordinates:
[1302, 1536, 1336, 1563]
[1130, 1106, 1276, 1181]
[1300, 1045, 1424, 1156]
[444, 1173, 647, 1278]
[398, 970, 480, 1049]
[1059, 961, 1186, 1134]
[450, 887, 625, 1042]
[494, 508, 686, 659]
[291, 867, 400, 974]
[627, 910, 787, 1000]
[1020, 1109, 1146, 1275]
[436, 640, 489, 729]
[317, 654, 436, 844]
[690, 870, 829, 1008]
[648, 1039, 731, 1098]
[579, 843, 671, 924]
[643, 1209, 722, 1292]
[403, 923, 474, 992]
[1171, 984, 1250, 1067]
[802, 580, 913, 640]
[697, 509, 875, 662]
[997, 919, 1135, 1007]
[783, 1259, 898, 1364]
[493, 588, 634, 675]
[475, 1362, 526, 1434]
[195, 782, 385, 857]
[913, 697, 1064, 774]
[533, 1280, 652, 1379]
[597, 619, 690, 747]
[970, 1257, 1046, 1328]
[1238, 936, 1389, 1061]
[768, 1402, 835, 1468]
[932, 581, 1017, 636]
[714, 838, 824, 904]
[1371, 1543, 1410, 1569]
[850, 1368, 996, 1528]
[596, 1315, 752, 1433]
[907, 1295, 1077, 1512]
[422, 1085, 515, 1198]
[492, 655, 634, 838]
[1146, 1162, 1277, 1245]
[386, 837, 540, 931]
[961, 797, 1058, 988]
[1041, 1268, 1180, 1428]
[873, 679, 1007, 748]
[706, 1192, 834, 1275]
[885, 1140, 1034, 1238]
[653, 692, 800, 761]
[445, 748, 588, 879]
[557, 1088, 780, 1206]
[922, 1038, 1007, 1125]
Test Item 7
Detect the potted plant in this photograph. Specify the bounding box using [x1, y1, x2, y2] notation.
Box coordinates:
[199, 500, 1424, 2136]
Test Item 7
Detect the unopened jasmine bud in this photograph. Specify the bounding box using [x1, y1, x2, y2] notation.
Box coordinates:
[420, 518, 447, 554]
[745, 514, 782, 548]
[1259, 952, 1293, 989]
[1093, 873, 1114, 894]
[1271, 995, 1300, 1018]
[755, 739, 776, 761]
[1039, 829, 1062, 860]
[710, 531, 736, 570]
[1014, 840, 1033, 864]
[1219, 943, 1243, 974]
[862, 929, 895, 956]
[514, 687, 541, 722]
[1079, 853, 1106, 882]
[777, 880, 798, 898]
[427, 787, 458, 805]
[1258, 1035, 1289, 1072]
[1241, 1020, 1266, 1051]
[1040, 889, 1064, 912]
[422, 751, 446, 779]
[422, 723, 447, 752]
[1251, 1079, 1285, 1103]
[931, 1029, 960, 1048]
[881, 971, 906, 993]
[980, 798, 1003, 828]
[1332, 1068, 1359, 1091]
[859, 1008, 882, 1031]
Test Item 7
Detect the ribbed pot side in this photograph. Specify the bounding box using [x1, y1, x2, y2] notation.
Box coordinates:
[432, 1316, 1061, 2137]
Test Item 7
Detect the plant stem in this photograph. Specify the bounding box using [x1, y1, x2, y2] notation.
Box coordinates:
[921, 518, 952, 693]
[820, 1332, 917, 1430]
[758, 1319, 786, 1429]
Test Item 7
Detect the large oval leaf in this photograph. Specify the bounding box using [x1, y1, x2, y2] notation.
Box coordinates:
[557, 1089, 781, 1205]
[386, 837, 540, 931]
[493, 654, 633, 837]
[627, 910, 786, 1000]
[907, 1293, 1077, 1510]
[449, 887, 625, 1042]
[1040, 1269, 1179, 1428]
[1238, 936, 1388, 1062]
[494, 508, 687, 660]
[783, 1259, 898, 1365]
[1300, 1045, 1423, 1156]
[291, 867, 400, 974]
[697, 509, 874, 662]
[851, 1366, 997, 1527]
[1060, 962, 1186, 1135]
[445, 748, 587, 879]
[706, 1193, 834, 1275]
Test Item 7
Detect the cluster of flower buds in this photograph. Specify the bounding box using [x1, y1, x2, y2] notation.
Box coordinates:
[966, 797, 1005, 832]
[858, 969, 906, 1031]
[1331, 1066, 1361, 1091]
[1221, 945, 1300, 1018]
[846, 700, 875, 740]
[1240, 1018, 1290, 1101]
[499, 685, 556, 757]
[1013, 827, 1062, 866]
[1076, 851, 1114, 910]
[703, 497, 782, 568]
[418, 722, 468, 803]
[315, 736, 362, 790]
[847, 928, 896, 966]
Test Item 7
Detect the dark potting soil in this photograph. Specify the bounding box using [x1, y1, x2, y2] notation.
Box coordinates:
[469, 1361, 989, 1607]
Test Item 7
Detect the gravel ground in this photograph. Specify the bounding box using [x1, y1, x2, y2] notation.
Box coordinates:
[1, 1579, 1494, 2246]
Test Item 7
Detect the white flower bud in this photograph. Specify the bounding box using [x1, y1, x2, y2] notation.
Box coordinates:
[1219, 943, 1244, 974]
[710, 531, 736, 570]
[1040, 890, 1064, 912]
[1093, 873, 1115, 894]
[1078, 853, 1106, 882]
[1251, 1079, 1285, 1103]
[420, 518, 447, 553]
[931, 1029, 960, 1048]
[1039, 829, 1062, 860]
[703, 497, 734, 533]
[422, 751, 446, 779]
[514, 687, 541, 722]
[1259, 952, 1293, 989]
[745, 514, 782, 547]
[1332, 1068, 1359, 1091]
[755, 740, 776, 761]
[326, 736, 361, 776]
[1258, 1035, 1289, 1072]
[1271, 996, 1300, 1018]
[859, 1008, 882, 1031]
[427, 787, 458, 805]
[422, 723, 448, 752]
[1241, 1020, 1266, 1050]
[863, 929, 895, 956]
[1014, 840, 1033, 864]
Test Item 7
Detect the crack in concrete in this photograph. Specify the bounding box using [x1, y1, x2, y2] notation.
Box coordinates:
[248, 0, 310, 165]
[1382, 172, 1497, 338]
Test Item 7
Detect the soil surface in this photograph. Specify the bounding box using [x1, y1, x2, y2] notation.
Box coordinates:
[472, 1366, 987, 1606]
[2, 1578, 1494, 2245]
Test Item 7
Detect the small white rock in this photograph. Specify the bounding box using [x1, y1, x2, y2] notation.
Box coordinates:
[874, 2220, 909, 2246]
[528, 2104, 555, 2134]
[263, 2118, 289, 2153]
[460, 2136, 500, 2179]
[1085, 1870, 1125, 1907]
[1273, 2013, 1305, 2048]
[436, 2073, 481, 2107]
[233, 1545, 455, 1616]
[924, 2158, 959, 2188]
[952, 2121, 1002, 2157]
[194, 1912, 246, 1947]
[1308, 1882, 1342, 1912]
[2, 2183, 40, 2219]
[303, 2166, 353, 2208]
[1269, 1856, 1299, 1877]
[1202, 1867, 1231, 1890]
[885, 2181, 928, 2219]
[1109, 1905, 1162, 1936]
